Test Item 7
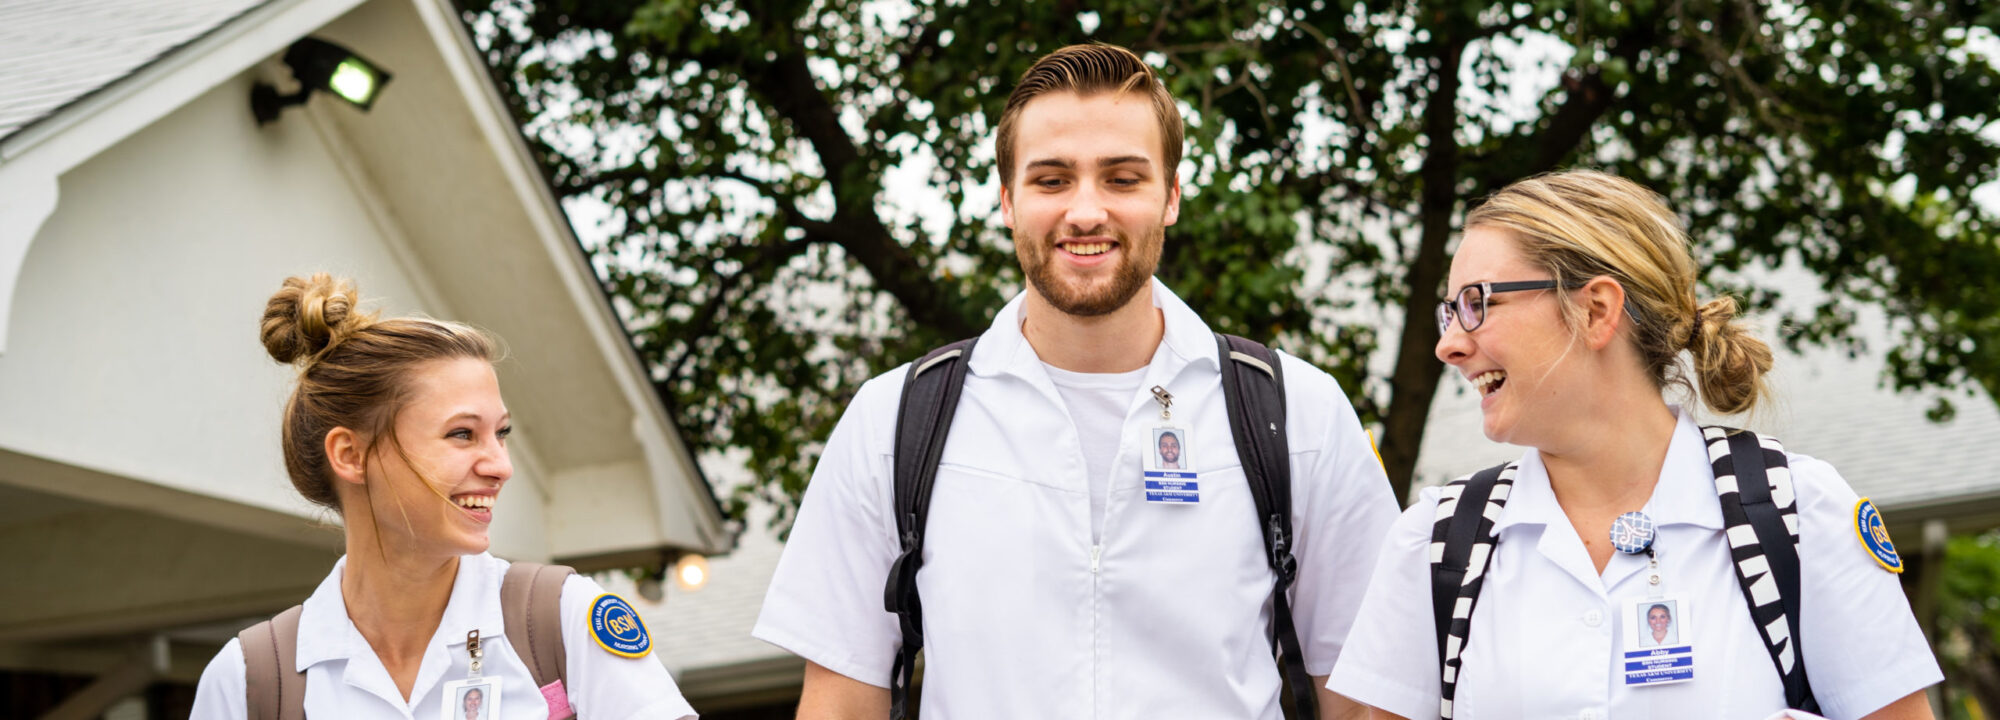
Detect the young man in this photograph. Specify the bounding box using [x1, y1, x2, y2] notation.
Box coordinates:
[753, 43, 1398, 719]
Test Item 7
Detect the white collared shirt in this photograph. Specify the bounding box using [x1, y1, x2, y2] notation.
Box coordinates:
[190, 553, 696, 720]
[1327, 409, 1942, 720]
[753, 279, 1400, 719]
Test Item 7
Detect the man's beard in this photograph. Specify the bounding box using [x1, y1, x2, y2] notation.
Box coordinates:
[1016, 223, 1163, 317]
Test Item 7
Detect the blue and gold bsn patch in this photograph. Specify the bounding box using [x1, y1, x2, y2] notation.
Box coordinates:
[1853, 498, 1903, 574]
[590, 594, 652, 658]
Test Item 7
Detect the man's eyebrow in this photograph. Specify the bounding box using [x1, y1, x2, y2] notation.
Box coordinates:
[1023, 156, 1153, 171]
[1096, 155, 1151, 169]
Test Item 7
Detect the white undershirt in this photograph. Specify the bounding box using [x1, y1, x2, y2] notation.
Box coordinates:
[1043, 363, 1147, 542]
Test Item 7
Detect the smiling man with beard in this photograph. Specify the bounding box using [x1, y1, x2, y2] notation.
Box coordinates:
[754, 43, 1398, 720]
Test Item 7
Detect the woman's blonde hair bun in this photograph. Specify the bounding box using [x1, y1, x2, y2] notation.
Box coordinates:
[261, 273, 374, 365]
[1688, 295, 1774, 416]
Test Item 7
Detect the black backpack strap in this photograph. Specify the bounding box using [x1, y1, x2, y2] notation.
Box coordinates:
[1704, 425, 1818, 713]
[1429, 462, 1516, 720]
[883, 337, 978, 720]
[1214, 333, 1315, 718]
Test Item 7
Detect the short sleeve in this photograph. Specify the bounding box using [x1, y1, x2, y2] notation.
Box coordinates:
[1790, 455, 1942, 719]
[1281, 354, 1403, 676]
[752, 372, 904, 687]
[561, 575, 698, 720]
[189, 638, 247, 720]
[1325, 488, 1446, 720]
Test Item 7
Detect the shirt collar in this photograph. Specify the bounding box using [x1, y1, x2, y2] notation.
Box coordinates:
[1493, 407, 1724, 535]
[968, 277, 1218, 380]
[293, 553, 508, 672]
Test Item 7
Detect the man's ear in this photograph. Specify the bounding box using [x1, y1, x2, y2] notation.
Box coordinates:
[1163, 176, 1181, 227]
[999, 183, 1015, 230]
[1579, 276, 1629, 350]
[325, 426, 367, 486]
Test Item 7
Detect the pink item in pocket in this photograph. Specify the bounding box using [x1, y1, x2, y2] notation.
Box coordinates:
[539, 680, 575, 720]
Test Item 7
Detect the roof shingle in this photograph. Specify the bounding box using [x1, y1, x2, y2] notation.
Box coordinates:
[0, 0, 272, 142]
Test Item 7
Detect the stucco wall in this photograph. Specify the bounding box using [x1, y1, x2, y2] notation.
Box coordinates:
[0, 67, 550, 559]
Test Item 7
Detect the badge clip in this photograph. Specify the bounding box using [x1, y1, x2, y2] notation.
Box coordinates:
[466, 629, 483, 678]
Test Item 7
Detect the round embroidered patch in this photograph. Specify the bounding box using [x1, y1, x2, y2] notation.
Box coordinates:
[1609, 511, 1656, 555]
[1853, 498, 1903, 574]
[590, 593, 652, 658]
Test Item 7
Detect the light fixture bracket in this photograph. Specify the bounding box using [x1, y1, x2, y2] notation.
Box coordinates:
[250, 37, 392, 126]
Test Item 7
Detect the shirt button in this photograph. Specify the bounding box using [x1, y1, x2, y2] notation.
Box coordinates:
[1579, 710, 1603, 720]
[1582, 610, 1603, 627]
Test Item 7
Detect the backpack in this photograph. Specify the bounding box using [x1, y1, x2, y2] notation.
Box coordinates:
[238, 562, 576, 720]
[881, 333, 1316, 719]
[1428, 426, 1818, 719]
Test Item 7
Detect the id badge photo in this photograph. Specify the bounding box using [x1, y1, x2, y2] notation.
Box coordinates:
[441, 676, 502, 720]
[1623, 594, 1694, 686]
[1144, 426, 1199, 503]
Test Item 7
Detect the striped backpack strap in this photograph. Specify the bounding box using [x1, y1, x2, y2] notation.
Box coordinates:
[1429, 461, 1517, 720]
[1704, 425, 1819, 713]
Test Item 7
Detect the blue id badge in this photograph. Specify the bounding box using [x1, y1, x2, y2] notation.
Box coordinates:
[1145, 426, 1198, 503]
[1623, 594, 1694, 685]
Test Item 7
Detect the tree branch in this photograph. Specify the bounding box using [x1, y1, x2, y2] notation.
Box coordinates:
[1292, 21, 1374, 135]
[707, 47, 984, 338]
[663, 234, 833, 384]
[1477, 7, 1663, 190]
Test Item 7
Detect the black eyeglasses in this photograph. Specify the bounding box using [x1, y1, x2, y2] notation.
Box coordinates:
[1435, 280, 1580, 335]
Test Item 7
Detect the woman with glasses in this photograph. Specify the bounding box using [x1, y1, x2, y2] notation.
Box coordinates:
[1326, 170, 1939, 719]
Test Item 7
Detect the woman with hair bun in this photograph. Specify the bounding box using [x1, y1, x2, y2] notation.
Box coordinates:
[1327, 171, 1940, 719]
[191, 274, 695, 720]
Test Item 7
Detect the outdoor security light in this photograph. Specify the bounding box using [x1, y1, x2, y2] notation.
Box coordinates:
[251, 37, 392, 125]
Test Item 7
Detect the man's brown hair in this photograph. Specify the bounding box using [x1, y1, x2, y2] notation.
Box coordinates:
[995, 43, 1184, 189]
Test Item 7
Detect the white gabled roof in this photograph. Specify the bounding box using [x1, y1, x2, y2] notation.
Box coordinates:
[0, 0, 272, 141]
[0, 0, 730, 557]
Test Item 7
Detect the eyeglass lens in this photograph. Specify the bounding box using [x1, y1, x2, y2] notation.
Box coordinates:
[1458, 285, 1486, 331]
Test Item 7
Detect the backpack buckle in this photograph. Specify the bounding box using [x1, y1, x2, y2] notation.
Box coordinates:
[1267, 515, 1298, 584]
[884, 545, 923, 614]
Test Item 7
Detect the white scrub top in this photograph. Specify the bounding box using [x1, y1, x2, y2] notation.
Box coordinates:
[1327, 409, 1942, 720]
[190, 553, 697, 720]
[754, 279, 1401, 719]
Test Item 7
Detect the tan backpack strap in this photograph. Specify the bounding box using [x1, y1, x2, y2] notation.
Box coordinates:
[502, 562, 575, 691]
[238, 605, 307, 720]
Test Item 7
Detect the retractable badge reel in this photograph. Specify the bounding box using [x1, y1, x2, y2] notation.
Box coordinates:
[1144, 386, 1199, 504]
[1611, 511, 1696, 687]
[442, 629, 504, 719]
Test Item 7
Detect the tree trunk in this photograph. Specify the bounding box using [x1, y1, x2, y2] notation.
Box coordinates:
[1377, 38, 1465, 506]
